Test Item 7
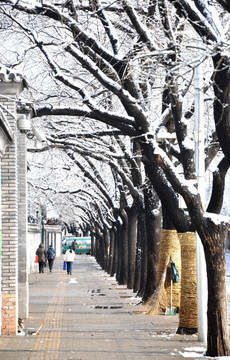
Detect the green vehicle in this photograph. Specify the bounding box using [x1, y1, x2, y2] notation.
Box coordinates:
[62, 236, 91, 255]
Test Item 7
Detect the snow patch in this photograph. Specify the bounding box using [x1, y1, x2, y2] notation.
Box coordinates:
[178, 346, 206, 358]
[204, 212, 230, 226]
[178, 346, 230, 359]
[178, 351, 205, 358]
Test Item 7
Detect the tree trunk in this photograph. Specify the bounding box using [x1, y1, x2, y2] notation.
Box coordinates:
[133, 232, 141, 293]
[95, 235, 100, 265]
[102, 231, 109, 272]
[118, 207, 129, 285]
[127, 205, 137, 289]
[116, 225, 122, 284]
[177, 232, 198, 334]
[108, 227, 115, 276]
[98, 236, 104, 269]
[157, 229, 181, 309]
[137, 209, 148, 297]
[90, 234, 95, 257]
[212, 54, 230, 165]
[112, 227, 119, 278]
[202, 221, 230, 356]
[142, 188, 161, 302]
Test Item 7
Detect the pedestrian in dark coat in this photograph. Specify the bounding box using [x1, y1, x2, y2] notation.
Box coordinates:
[36, 243, 46, 273]
[46, 245, 56, 273]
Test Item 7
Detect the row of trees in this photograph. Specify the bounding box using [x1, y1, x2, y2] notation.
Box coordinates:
[0, 0, 230, 356]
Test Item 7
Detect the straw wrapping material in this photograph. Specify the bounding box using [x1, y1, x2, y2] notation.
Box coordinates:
[178, 232, 198, 329]
[141, 256, 169, 315]
[157, 229, 181, 308]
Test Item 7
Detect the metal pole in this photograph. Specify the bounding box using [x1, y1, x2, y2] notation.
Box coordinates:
[194, 58, 208, 342]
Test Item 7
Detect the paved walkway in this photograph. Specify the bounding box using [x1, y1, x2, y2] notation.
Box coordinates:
[0, 256, 206, 360]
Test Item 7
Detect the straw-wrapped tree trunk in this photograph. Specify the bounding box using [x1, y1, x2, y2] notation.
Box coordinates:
[157, 229, 181, 309]
[177, 233, 197, 334]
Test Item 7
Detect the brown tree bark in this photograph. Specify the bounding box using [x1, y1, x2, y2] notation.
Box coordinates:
[201, 220, 230, 356]
[116, 224, 122, 284]
[133, 229, 141, 294]
[127, 205, 137, 289]
[142, 187, 161, 302]
[108, 227, 115, 276]
[117, 208, 129, 285]
[213, 54, 230, 165]
[137, 209, 148, 297]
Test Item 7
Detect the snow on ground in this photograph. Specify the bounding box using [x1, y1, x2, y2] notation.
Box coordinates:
[178, 347, 206, 358]
[179, 349, 230, 359]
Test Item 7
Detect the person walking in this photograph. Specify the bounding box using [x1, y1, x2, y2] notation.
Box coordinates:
[36, 243, 46, 273]
[65, 246, 75, 275]
[46, 244, 56, 273]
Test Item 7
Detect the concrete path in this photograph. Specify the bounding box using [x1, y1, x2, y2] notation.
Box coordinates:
[0, 256, 207, 359]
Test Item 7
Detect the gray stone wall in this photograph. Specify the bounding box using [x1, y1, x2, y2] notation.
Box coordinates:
[17, 130, 28, 318]
[1, 92, 19, 334]
[0, 81, 23, 334]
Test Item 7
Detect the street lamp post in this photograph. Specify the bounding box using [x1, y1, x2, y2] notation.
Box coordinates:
[194, 58, 208, 343]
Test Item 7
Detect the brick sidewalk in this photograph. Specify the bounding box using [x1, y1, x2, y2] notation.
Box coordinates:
[0, 256, 206, 359]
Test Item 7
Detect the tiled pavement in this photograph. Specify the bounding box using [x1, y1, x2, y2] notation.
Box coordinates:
[0, 256, 206, 359]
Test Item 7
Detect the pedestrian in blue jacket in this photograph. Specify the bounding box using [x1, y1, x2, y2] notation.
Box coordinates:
[46, 245, 56, 273]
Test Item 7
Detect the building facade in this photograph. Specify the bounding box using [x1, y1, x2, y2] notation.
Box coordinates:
[0, 66, 27, 334]
[0, 65, 63, 335]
